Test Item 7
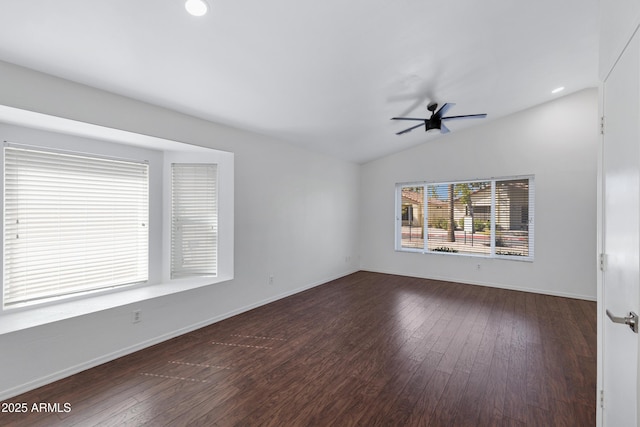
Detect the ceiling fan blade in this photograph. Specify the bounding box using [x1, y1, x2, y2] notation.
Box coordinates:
[434, 103, 455, 119]
[396, 123, 425, 135]
[440, 123, 451, 134]
[441, 114, 487, 121]
[391, 117, 426, 121]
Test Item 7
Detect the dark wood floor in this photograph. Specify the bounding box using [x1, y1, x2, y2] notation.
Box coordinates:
[1, 271, 597, 426]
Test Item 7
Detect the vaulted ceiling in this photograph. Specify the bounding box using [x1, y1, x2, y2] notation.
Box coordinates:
[0, 1, 599, 163]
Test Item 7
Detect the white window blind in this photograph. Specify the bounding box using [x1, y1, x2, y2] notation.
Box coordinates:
[396, 176, 534, 259]
[495, 178, 532, 257]
[400, 186, 424, 250]
[171, 163, 218, 278]
[3, 146, 149, 307]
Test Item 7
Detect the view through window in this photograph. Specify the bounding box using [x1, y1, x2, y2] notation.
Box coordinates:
[397, 176, 533, 259]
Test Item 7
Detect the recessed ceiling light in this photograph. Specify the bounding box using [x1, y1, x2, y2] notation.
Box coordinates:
[185, 0, 208, 16]
[551, 86, 565, 94]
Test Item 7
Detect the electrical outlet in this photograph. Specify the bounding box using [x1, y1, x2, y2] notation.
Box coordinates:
[268, 275, 274, 285]
[476, 264, 481, 270]
[132, 309, 142, 323]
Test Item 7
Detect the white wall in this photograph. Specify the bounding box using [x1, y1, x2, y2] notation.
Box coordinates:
[360, 88, 598, 300]
[0, 61, 361, 399]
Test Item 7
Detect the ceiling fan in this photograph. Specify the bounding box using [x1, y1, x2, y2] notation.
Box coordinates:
[391, 102, 487, 135]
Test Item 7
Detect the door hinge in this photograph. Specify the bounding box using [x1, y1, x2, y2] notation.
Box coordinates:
[600, 253, 607, 271]
[600, 389, 604, 408]
[600, 116, 605, 135]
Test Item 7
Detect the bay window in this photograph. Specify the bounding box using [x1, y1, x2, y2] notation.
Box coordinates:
[1, 115, 233, 313]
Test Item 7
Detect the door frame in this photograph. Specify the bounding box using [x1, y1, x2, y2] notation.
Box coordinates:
[596, 79, 603, 427]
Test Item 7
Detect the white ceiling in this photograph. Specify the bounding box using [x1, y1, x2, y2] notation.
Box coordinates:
[0, 0, 599, 164]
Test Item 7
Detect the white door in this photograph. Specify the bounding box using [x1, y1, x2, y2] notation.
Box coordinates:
[602, 27, 640, 427]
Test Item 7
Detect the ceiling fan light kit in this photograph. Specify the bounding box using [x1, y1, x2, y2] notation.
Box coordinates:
[391, 102, 487, 135]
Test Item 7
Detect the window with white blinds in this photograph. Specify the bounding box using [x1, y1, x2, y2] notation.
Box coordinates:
[171, 163, 218, 278]
[396, 176, 534, 260]
[3, 146, 149, 307]
[495, 178, 533, 257]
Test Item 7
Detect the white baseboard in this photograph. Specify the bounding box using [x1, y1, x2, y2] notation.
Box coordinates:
[361, 267, 597, 302]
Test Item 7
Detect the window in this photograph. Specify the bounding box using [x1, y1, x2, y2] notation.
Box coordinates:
[396, 176, 534, 259]
[171, 163, 218, 278]
[4, 146, 149, 306]
[2, 142, 229, 310]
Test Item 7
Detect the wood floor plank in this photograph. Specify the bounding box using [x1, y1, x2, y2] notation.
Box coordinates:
[405, 363, 450, 426]
[525, 342, 550, 411]
[0, 272, 597, 426]
[429, 368, 471, 426]
[503, 292, 528, 423]
[451, 361, 491, 426]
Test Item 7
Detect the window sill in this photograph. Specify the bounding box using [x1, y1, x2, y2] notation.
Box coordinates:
[0, 275, 233, 335]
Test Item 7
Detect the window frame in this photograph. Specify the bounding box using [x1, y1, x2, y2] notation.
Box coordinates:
[395, 175, 534, 261]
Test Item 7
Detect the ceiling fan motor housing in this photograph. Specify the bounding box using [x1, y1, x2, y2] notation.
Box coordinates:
[426, 117, 441, 131]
